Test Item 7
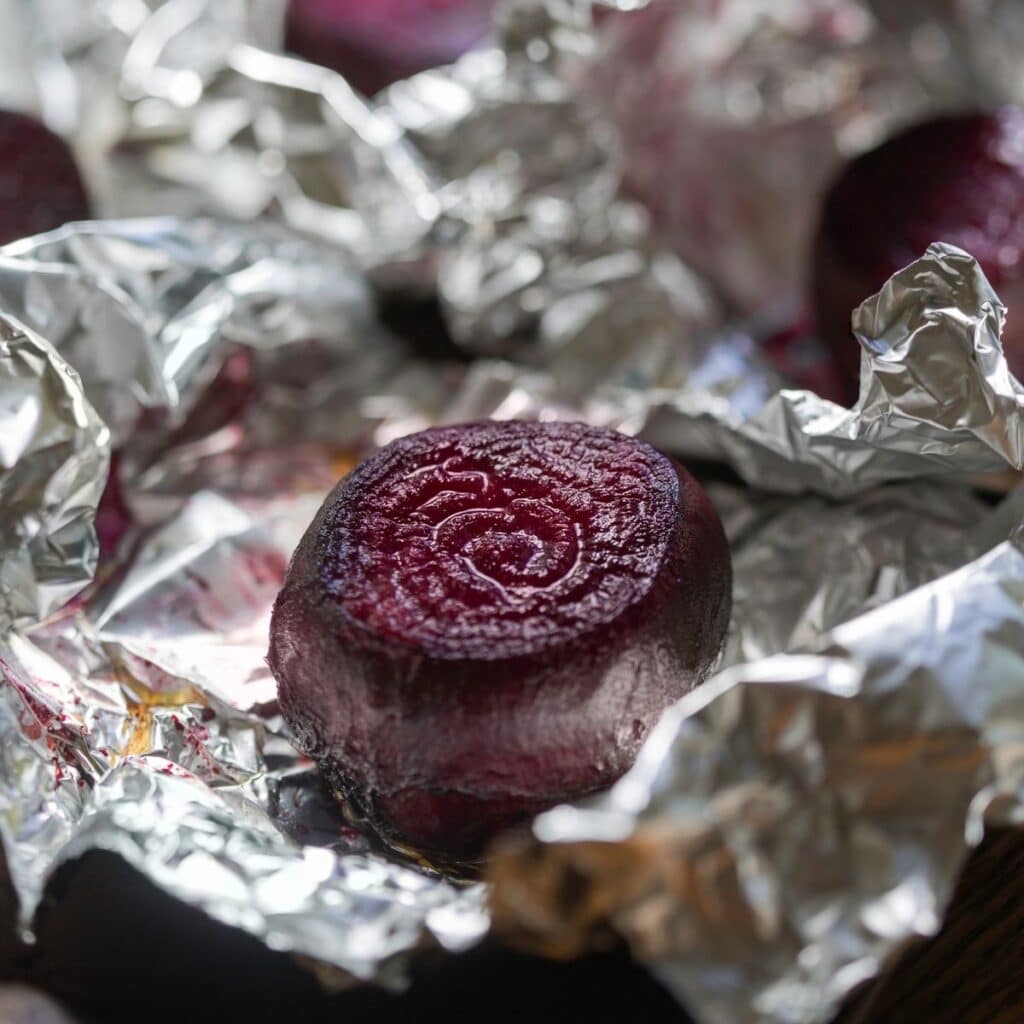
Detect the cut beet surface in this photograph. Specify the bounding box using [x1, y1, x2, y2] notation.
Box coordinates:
[0, 111, 91, 246]
[812, 108, 1024, 402]
[285, 0, 500, 97]
[269, 420, 732, 864]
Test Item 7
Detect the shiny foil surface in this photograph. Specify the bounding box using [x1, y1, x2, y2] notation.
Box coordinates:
[491, 536, 1024, 1023]
[0, 2, 1021, 1023]
[0, 314, 108, 633]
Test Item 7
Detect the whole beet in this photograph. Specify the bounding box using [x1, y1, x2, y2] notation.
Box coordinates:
[813, 109, 1024, 401]
[285, 0, 499, 96]
[0, 111, 90, 246]
[269, 421, 732, 863]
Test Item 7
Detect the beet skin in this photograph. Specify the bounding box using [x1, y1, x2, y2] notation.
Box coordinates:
[269, 421, 731, 863]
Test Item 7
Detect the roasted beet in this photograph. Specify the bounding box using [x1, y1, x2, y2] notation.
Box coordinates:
[269, 421, 732, 863]
[813, 109, 1024, 401]
[0, 111, 90, 246]
[284, 0, 499, 96]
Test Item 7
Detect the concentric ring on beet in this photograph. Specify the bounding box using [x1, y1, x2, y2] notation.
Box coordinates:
[269, 420, 732, 864]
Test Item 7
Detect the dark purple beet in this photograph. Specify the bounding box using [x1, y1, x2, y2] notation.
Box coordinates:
[284, 0, 499, 96]
[269, 420, 732, 863]
[813, 108, 1024, 402]
[0, 111, 90, 246]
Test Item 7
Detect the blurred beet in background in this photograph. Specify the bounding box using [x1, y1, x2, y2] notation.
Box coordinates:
[285, 0, 502, 95]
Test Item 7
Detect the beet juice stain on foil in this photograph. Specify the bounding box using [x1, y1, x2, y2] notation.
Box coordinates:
[0, 2, 1023, 1023]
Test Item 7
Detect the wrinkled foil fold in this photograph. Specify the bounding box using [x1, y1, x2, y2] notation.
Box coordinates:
[491, 537, 1024, 1024]
[0, 314, 108, 633]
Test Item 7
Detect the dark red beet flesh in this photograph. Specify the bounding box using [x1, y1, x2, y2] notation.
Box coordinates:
[812, 109, 1024, 403]
[284, 0, 499, 96]
[269, 421, 732, 863]
[0, 111, 90, 246]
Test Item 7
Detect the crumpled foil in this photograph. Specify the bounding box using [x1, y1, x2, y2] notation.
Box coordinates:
[0, 314, 108, 634]
[490, 535, 1024, 1024]
[0, 220, 490, 981]
[24, 0, 435, 264]
[0, 217, 375, 442]
[0, 1, 1023, 1023]
[643, 244, 1024, 495]
[584, 0, 1010, 314]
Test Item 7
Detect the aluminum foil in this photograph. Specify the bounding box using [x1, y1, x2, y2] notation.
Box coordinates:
[642, 243, 1024, 495]
[713, 478, 1002, 669]
[0, 314, 108, 634]
[25, 0, 436, 264]
[15, 0, 721, 375]
[0, 986, 77, 1024]
[0, 1, 1023, 1022]
[0, 219, 490, 982]
[490, 536, 1024, 1024]
[0, 217, 375, 442]
[430, 245, 1024, 497]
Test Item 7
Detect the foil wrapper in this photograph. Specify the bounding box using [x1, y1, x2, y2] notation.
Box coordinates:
[490, 536, 1024, 1024]
[642, 244, 1024, 495]
[21, 0, 720, 370]
[714, 478, 1001, 669]
[0, 217, 375, 442]
[0, 1, 1023, 1022]
[0, 314, 108, 633]
[26, 0, 435, 264]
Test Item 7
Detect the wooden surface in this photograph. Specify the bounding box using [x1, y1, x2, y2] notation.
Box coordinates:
[838, 828, 1024, 1024]
[1, 830, 1022, 1023]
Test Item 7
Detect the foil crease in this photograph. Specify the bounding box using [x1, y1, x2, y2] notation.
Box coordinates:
[25, 0, 719, 371]
[0, 315, 108, 633]
[640, 244, 1024, 495]
[381, 9, 720, 361]
[490, 537, 1024, 1024]
[712, 479, 999, 668]
[28, 0, 435, 264]
[0, 218, 374, 442]
[55, 759, 489, 983]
